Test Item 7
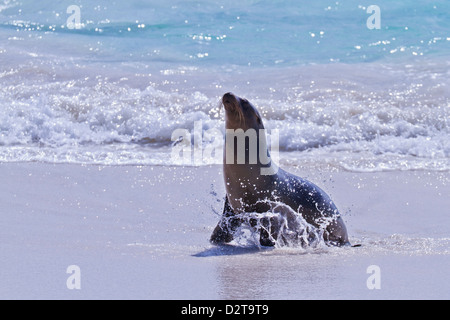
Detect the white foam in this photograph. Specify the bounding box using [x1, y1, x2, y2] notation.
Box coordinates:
[0, 55, 448, 172]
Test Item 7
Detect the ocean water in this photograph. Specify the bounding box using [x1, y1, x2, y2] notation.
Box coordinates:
[0, 0, 449, 171]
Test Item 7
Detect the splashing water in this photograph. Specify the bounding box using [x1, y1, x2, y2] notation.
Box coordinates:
[222, 200, 340, 249]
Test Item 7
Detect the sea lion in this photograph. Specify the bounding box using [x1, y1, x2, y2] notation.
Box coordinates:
[210, 92, 350, 247]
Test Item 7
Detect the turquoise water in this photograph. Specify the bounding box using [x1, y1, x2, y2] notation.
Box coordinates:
[1, 0, 449, 65]
[0, 0, 450, 66]
[0, 0, 449, 171]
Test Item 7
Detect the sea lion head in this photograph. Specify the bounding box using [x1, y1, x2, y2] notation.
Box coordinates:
[222, 92, 264, 131]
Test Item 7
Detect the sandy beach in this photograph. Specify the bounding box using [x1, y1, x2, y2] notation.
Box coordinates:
[1, 162, 448, 300]
[1, 0, 449, 302]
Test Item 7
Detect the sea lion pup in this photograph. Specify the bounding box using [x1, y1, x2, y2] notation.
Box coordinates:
[210, 92, 350, 247]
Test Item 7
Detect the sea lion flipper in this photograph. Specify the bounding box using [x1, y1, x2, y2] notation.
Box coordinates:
[210, 196, 242, 245]
[210, 223, 234, 245]
[259, 216, 280, 247]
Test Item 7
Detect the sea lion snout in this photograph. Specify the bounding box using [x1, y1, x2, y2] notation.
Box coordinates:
[222, 92, 238, 111]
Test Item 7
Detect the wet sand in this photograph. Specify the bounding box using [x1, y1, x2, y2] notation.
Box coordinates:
[0, 163, 449, 299]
